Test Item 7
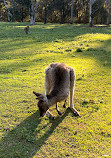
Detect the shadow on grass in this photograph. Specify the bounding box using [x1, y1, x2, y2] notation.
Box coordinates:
[76, 38, 111, 68]
[0, 108, 71, 158]
[0, 23, 111, 46]
[0, 23, 111, 68]
[0, 36, 111, 74]
[0, 55, 45, 74]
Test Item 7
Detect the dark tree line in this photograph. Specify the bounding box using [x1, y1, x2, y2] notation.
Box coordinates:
[0, 0, 111, 26]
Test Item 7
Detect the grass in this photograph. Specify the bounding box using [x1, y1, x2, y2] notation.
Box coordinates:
[0, 22, 111, 158]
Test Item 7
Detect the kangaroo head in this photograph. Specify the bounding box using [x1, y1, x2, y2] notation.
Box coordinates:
[33, 91, 49, 117]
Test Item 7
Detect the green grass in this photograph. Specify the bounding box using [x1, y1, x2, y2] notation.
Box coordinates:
[0, 22, 111, 158]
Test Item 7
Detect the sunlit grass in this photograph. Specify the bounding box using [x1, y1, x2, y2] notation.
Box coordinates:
[0, 22, 111, 158]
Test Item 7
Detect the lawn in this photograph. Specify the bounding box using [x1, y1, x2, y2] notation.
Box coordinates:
[0, 22, 111, 158]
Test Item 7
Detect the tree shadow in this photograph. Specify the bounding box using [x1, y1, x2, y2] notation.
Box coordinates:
[1, 23, 111, 157]
[0, 108, 71, 158]
[74, 38, 111, 68]
[1, 26, 111, 74]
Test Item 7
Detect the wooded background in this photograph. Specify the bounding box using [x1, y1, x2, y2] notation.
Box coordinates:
[0, 0, 111, 26]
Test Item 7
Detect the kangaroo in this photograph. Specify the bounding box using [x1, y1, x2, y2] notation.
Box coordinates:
[24, 25, 29, 34]
[33, 63, 80, 119]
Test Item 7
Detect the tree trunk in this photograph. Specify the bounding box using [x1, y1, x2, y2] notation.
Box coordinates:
[60, 11, 65, 24]
[60, 2, 65, 24]
[21, 7, 24, 22]
[44, 6, 47, 24]
[84, 1, 89, 23]
[3, 0, 13, 22]
[70, 0, 74, 24]
[30, 0, 38, 25]
[89, 0, 93, 27]
[106, 0, 110, 25]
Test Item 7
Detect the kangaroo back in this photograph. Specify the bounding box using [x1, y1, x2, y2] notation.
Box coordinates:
[33, 63, 80, 118]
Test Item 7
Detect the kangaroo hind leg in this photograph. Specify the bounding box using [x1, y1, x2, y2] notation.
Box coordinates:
[63, 100, 67, 108]
[69, 68, 80, 117]
[56, 103, 62, 115]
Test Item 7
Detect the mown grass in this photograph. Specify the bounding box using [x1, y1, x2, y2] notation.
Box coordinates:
[0, 22, 111, 158]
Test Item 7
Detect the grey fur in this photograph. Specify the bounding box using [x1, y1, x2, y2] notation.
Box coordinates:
[24, 25, 29, 34]
[33, 63, 80, 118]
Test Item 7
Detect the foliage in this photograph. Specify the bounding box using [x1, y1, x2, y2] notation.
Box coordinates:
[0, 0, 111, 24]
[0, 1, 7, 21]
[13, 0, 31, 22]
[92, 0, 108, 24]
[0, 22, 111, 157]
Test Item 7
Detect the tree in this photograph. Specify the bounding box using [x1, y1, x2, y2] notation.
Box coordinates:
[92, 0, 107, 24]
[12, 0, 38, 24]
[106, 0, 111, 25]
[3, 0, 13, 21]
[70, 0, 74, 24]
[30, 0, 38, 25]
[38, 0, 55, 24]
[44, 5, 47, 24]
[0, 0, 110, 24]
[9, 0, 30, 22]
[54, 0, 71, 24]
[89, 0, 94, 27]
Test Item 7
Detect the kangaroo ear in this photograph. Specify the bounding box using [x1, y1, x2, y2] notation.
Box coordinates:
[33, 91, 41, 97]
[33, 91, 44, 100]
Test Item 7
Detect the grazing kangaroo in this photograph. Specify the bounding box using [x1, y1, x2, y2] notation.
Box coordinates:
[33, 63, 80, 119]
[24, 25, 29, 34]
